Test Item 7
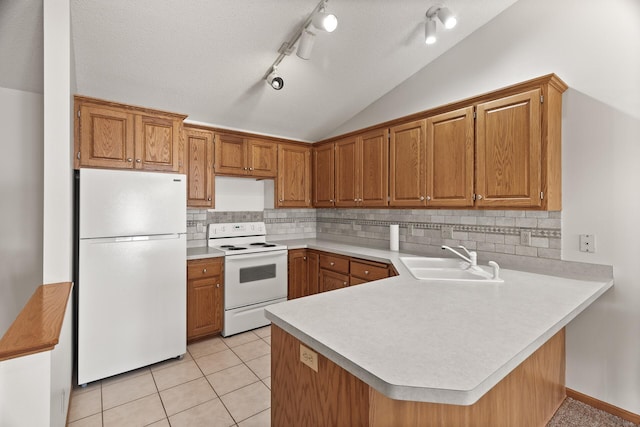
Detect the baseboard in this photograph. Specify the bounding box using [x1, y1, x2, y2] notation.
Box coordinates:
[566, 388, 640, 424]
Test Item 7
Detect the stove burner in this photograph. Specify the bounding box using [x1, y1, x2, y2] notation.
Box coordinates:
[250, 243, 267, 246]
[263, 244, 276, 247]
[220, 245, 235, 248]
[227, 247, 247, 251]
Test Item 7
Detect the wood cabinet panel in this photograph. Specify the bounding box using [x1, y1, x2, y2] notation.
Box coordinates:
[312, 144, 335, 207]
[185, 127, 214, 208]
[307, 251, 319, 296]
[389, 120, 426, 207]
[247, 139, 277, 177]
[319, 269, 349, 293]
[214, 133, 246, 175]
[335, 137, 359, 207]
[187, 258, 223, 341]
[476, 90, 542, 208]
[78, 104, 135, 169]
[277, 144, 312, 208]
[135, 115, 180, 171]
[360, 128, 389, 207]
[350, 260, 389, 281]
[288, 249, 307, 300]
[319, 253, 350, 275]
[426, 106, 474, 207]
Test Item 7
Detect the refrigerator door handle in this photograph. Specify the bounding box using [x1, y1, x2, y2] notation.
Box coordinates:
[88, 234, 183, 244]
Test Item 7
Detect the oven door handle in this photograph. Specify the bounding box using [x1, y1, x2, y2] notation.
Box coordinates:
[225, 250, 287, 262]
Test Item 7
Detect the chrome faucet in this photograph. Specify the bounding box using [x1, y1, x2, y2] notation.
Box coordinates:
[441, 245, 477, 266]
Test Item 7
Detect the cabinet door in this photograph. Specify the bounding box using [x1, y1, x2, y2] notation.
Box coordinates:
[187, 276, 223, 340]
[277, 144, 312, 208]
[185, 128, 214, 208]
[78, 104, 135, 169]
[335, 137, 359, 207]
[426, 107, 474, 207]
[360, 128, 389, 207]
[307, 251, 319, 296]
[288, 249, 307, 300]
[476, 90, 542, 208]
[389, 120, 427, 207]
[313, 144, 335, 207]
[215, 133, 247, 175]
[318, 269, 349, 293]
[135, 115, 181, 172]
[247, 139, 277, 177]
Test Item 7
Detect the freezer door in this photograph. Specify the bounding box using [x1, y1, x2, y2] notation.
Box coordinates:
[78, 234, 186, 384]
[80, 168, 186, 238]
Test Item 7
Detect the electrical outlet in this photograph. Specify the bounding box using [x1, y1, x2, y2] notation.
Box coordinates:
[441, 226, 453, 239]
[579, 234, 595, 253]
[520, 230, 531, 246]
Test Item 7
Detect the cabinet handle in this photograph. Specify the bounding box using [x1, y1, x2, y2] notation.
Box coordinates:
[343, 281, 347, 286]
[364, 270, 369, 275]
[303, 256, 307, 260]
[243, 167, 248, 170]
[216, 283, 220, 288]
[203, 268, 207, 273]
[330, 262, 335, 266]
[249, 167, 254, 171]
[207, 197, 212, 201]
[279, 199, 284, 202]
[354, 199, 358, 202]
[127, 158, 133, 162]
[419, 196, 425, 201]
[136, 159, 141, 163]
[426, 196, 431, 201]
[329, 199, 334, 203]
[477, 194, 483, 200]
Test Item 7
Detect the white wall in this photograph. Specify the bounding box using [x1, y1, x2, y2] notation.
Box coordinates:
[0, 87, 43, 336]
[331, 0, 640, 414]
[43, 0, 72, 284]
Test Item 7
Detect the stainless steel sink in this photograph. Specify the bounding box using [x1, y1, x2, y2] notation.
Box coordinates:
[400, 257, 504, 283]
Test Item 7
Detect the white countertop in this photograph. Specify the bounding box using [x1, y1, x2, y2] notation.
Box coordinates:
[264, 239, 613, 406]
[186, 246, 225, 260]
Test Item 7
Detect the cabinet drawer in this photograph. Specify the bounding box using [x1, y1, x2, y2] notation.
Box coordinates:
[319, 253, 350, 274]
[187, 258, 223, 279]
[350, 260, 390, 281]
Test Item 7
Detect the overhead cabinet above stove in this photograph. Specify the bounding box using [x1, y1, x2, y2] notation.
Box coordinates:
[214, 133, 278, 178]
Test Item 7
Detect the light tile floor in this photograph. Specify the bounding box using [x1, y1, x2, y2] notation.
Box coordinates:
[67, 326, 272, 427]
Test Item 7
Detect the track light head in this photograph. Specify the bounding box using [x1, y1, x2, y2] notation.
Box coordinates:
[312, 10, 338, 32]
[266, 68, 284, 90]
[296, 27, 316, 60]
[425, 19, 437, 45]
[437, 7, 457, 29]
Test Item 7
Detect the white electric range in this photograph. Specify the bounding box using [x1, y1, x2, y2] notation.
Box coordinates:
[208, 222, 288, 336]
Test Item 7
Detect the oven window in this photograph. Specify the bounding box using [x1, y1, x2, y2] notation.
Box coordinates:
[239, 264, 277, 283]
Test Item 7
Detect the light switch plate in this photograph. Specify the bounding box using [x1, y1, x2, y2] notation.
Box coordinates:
[579, 234, 595, 253]
[300, 344, 318, 372]
[520, 230, 531, 246]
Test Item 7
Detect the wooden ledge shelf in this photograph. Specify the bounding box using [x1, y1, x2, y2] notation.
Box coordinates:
[0, 282, 73, 362]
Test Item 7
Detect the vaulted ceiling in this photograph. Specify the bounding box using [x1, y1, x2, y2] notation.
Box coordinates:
[1, 0, 520, 141]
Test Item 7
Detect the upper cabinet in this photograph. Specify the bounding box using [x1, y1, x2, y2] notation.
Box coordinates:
[313, 143, 335, 207]
[184, 126, 215, 208]
[389, 120, 427, 207]
[74, 96, 186, 172]
[277, 143, 312, 208]
[475, 90, 542, 208]
[425, 106, 475, 207]
[214, 133, 277, 178]
[335, 129, 389, 207]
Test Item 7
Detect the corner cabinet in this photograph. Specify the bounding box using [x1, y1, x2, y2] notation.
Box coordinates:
[184, 127, 214, 208]
[187, 258, 223, 341]
[277, 144, 312, 208]
[214, 133, 277, 178]
[74, 96, 187, 172]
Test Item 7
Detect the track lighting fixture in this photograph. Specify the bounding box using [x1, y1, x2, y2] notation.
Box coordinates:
[425, 5, 457, 45]
[264, 0, 338, 89]
[266, 67, 284, 90]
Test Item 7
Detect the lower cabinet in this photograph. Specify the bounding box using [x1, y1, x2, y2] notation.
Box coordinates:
[288, 249, 395, 298]
[187, 258, 224, 341]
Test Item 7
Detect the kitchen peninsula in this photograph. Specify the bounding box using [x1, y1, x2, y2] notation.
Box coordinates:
[265, 240, 613, 426]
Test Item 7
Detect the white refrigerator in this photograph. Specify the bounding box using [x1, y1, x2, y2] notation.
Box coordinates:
[78, 169, 186, 385]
